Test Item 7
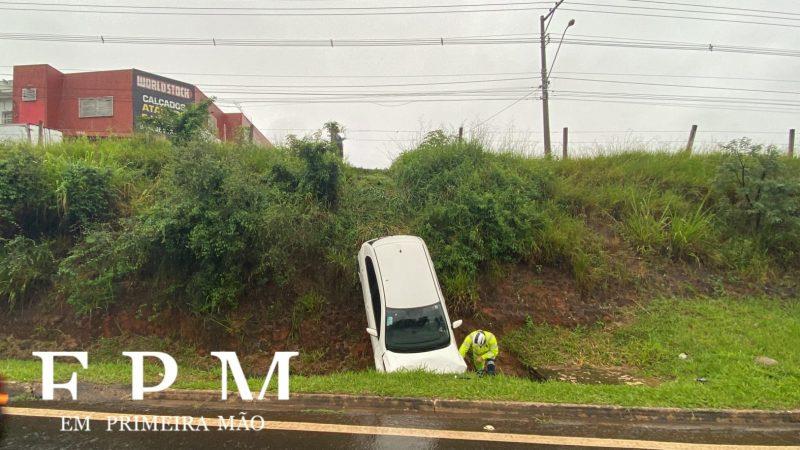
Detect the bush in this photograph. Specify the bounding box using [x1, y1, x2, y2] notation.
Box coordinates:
[56, 162, 116, 233]
[57, 223, 149, 314]
[0, 148, 56, 237]
[391, 142, 551, 307]
[6, 136, 800, 320]
[60, 144, 329, 315]
[291, 139, 342, 208]
[713, 138, 800, 263]
[0, 236, 55, 309]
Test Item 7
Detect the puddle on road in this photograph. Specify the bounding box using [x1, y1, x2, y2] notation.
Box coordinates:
[529, 365, 655, 386]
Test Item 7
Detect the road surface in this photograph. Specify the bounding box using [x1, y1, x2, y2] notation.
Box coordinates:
[2, 400, 798, 449]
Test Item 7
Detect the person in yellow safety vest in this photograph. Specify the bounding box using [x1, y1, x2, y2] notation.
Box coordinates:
[459, 330, 498, 376]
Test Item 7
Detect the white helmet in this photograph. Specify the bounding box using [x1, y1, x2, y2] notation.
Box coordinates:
[473, 331, 486, 346]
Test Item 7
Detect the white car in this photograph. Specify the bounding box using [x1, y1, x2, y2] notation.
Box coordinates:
[357, 235, 467, 374]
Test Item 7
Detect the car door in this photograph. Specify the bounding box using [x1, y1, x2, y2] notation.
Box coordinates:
[358, 247, 385, 371]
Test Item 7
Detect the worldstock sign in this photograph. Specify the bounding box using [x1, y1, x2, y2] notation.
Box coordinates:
[132, 70, 195, 128]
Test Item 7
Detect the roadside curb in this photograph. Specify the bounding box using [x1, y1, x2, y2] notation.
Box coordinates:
[7, 381, 800, 426]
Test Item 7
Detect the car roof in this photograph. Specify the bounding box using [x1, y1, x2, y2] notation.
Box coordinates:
[371, 236, 441, 309]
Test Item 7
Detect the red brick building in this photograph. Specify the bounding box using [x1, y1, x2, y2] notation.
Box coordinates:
[10, 64, 270, 145]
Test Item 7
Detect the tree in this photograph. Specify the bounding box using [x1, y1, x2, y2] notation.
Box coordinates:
[419, 129, 455, 148]
[139, 99, 215, 145]
[323, 121, 345, 158]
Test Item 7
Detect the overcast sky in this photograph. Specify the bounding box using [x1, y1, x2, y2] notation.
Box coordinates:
[1, 1, 799, 168]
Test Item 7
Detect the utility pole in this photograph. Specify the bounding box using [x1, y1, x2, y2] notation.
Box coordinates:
[539, 0, 567, 158]
[540, 15, 552, 157]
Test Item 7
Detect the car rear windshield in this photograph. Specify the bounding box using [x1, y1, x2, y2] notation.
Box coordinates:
[385, 303, 451, 353]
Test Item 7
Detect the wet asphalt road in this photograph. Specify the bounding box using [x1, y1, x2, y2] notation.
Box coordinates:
[2, 400, 799, 449]
[2, 416, 536, 450]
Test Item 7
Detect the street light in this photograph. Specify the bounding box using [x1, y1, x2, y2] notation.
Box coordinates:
[539, 13, 575, 157]
[548, 19, 576, 80]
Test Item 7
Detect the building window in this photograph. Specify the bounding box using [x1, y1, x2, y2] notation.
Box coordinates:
[21, 88, 37, 102]
[79, 97, 114, 118]
[1, 111, 11, 124]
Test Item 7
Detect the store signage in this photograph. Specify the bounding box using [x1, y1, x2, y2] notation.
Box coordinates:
[132, 70, 195, 126]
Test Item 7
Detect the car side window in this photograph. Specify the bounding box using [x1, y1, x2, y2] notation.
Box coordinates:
[365, 256, 382, 336]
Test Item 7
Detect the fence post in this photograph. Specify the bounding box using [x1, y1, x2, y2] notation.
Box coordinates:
[25, 123, 31, 144]
[685, 124, 698, 154]
[37, 120, 44, 146]
[789, 129, 796, 158]
[562, 127, 568, 159]
[458, 126, 464, 142]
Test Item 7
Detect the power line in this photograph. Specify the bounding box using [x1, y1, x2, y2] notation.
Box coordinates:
[550, 76, 800, 96]
[0, 1, 800, 28]
[4, 0, 800, 26]
[617, 0, 800, 18]
[0, 3, 550, 16]
[0, 65, 537, 79]
[560, 6, 800, 29]
[0, 32, 540, 46]
[569, 1, 800, 23]
[5, 67, 797, 87]
[3, 32, 799, 59]
[195, 76, 536, 89]
[474, 91, 537, 128]
[561, 36, 800, 58]
[554, 71, 800, 84]
[0, 1, 550, 11]
[552, 94, 800, 114]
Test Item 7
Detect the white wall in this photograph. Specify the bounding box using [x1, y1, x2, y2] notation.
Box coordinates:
[0, 80, 12, 124]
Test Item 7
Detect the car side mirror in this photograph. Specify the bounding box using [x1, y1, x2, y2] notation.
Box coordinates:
[452, 319, 463, 329]
[366, 327, 378, 337]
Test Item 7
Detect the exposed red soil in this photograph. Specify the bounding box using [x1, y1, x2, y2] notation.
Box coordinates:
[2, 237, 797, 378]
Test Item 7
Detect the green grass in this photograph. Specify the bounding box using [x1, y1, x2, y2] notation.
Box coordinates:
[505, 296, 800, 409]
[3, 297, 798, 410]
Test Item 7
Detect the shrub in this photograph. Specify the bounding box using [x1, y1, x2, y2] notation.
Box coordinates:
[0, 236, 55, 309]
[55, 162, 116, 233]
[291, 139, 342, 208]
[57, 223, 149, 314]
[391, 142, 551, 307]
[0, 148, 56, 237]
[713, 138, 800, 262]
[61, 144, 329, 315]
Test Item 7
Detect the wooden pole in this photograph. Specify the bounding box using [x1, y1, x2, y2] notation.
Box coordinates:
[25, 123, 31, 144]
[685, 124, 698, 154]
[789, 129, 796, 158]
[562, 127, 568, 159]
[458, 126, 464, 142]
[37, 120, 44, 146]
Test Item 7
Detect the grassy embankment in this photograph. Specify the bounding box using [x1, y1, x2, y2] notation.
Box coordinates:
[4, 296, 799, 410]
[1, 135, 799, 409]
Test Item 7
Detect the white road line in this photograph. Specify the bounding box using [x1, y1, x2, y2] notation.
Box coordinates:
[5, 407, 797, 449]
